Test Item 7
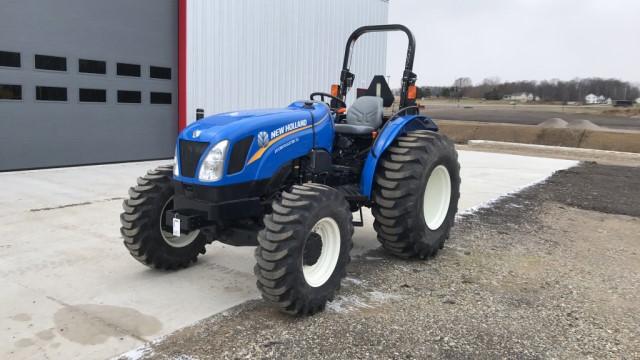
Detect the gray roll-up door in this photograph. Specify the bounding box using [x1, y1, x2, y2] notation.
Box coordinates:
[0, 0, 178, 171]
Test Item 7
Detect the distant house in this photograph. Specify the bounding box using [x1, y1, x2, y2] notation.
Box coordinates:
[503, 92, 535, 102]
[585, 94, 599, 104]
[585, 94, 607, 104]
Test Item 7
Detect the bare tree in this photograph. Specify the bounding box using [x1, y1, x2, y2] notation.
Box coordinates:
[418, 77, 640, 102]
[453, 77, 473, 88]
[482, 77, 501, 86]
[453, 77, 473, 98]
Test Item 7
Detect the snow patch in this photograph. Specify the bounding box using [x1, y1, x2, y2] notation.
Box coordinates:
[368, 291, 402, 302]
[115, 344, 153, 360]
[327, 291, 402, 313]
[344, 276, 364, 285]
[327, 295, 373, 313]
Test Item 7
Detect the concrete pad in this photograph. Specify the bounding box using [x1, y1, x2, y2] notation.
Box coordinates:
[0, 153, 577, 359]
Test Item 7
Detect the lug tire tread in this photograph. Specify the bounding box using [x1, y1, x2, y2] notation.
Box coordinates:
[120, 165, 207, 270]
[254, 184, 353, 316]
[372, 131, 461, 259]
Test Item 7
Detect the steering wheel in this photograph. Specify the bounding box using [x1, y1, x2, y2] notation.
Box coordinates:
[309, 92, 346, 110]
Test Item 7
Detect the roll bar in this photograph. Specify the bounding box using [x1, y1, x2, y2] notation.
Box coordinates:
[339, 24, 417, 109]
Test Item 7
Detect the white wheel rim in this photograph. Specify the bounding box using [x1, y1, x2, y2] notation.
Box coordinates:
[423, 165, 452, 230]
[159, 196, 200, 248]
[303, 217, 341, 287]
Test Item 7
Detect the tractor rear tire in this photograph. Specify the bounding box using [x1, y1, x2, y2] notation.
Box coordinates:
[120, 165, 207, 270]
[372, 131, 460, 259]
[254, 184, 353, 315]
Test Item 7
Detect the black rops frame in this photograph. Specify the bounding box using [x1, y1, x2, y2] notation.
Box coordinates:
[339, 24, 417, 110]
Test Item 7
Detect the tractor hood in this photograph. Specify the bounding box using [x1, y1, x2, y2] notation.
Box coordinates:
[174, 101, 333, 186]
[179, 102, 322, 145]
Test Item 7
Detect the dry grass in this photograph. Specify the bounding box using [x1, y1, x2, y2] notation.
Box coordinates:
[602, 107, 640, 117]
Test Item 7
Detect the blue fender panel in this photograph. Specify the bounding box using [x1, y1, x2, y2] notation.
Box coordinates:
[360, 115, 438, 198]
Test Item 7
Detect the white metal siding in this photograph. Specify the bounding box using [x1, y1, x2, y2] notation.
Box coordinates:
[186, 0, 388, 124]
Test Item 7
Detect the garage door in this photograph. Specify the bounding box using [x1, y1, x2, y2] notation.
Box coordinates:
[0, 0, 178, 171]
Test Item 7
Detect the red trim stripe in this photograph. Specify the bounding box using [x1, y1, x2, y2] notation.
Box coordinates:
[178, 0, 187, 131]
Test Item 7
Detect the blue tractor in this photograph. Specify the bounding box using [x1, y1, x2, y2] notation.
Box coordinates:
[121, 25, 460, 315]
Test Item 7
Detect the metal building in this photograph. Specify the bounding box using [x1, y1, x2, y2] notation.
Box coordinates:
[0, 0, 389, 171]
[184, 0, 389, 127]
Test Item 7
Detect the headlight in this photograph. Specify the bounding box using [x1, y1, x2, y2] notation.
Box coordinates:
[173, 147, 179, 176]
[198, 140, 229, 182]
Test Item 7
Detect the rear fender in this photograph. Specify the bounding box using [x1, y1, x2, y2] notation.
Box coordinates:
[360, 115, 438, 198]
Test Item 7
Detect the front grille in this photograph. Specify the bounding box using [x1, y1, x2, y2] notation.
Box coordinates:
[227, 136, 254, 175]
[179, 139, 209, 178]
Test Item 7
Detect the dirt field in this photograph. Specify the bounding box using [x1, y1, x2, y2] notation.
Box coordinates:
[123, 163, 640, 359]
[603, 107, 640, 117]
[420, 101, 640, 131]
[459, 142, 640, 167]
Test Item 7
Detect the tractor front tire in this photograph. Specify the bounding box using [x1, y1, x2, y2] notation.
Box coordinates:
[372, 131, 461, 259]
[120, 165, 207, 270]
[255, 184, 353, 315]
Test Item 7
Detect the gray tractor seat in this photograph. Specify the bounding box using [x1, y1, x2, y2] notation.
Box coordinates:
[335, 96, 383, 135]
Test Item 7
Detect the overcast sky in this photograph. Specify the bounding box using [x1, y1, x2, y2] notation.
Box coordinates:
[385, 0, 640, 87]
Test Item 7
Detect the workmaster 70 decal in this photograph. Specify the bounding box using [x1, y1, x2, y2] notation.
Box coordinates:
[247, 116, 327, 165]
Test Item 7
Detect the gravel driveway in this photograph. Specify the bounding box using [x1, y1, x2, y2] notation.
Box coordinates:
[122, 163, 640, 360]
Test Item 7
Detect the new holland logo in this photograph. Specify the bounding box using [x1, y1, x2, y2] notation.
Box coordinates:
[257, 131, 269, 148]
[271, 119, 308, 139]
[192, 129, 202, 138]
